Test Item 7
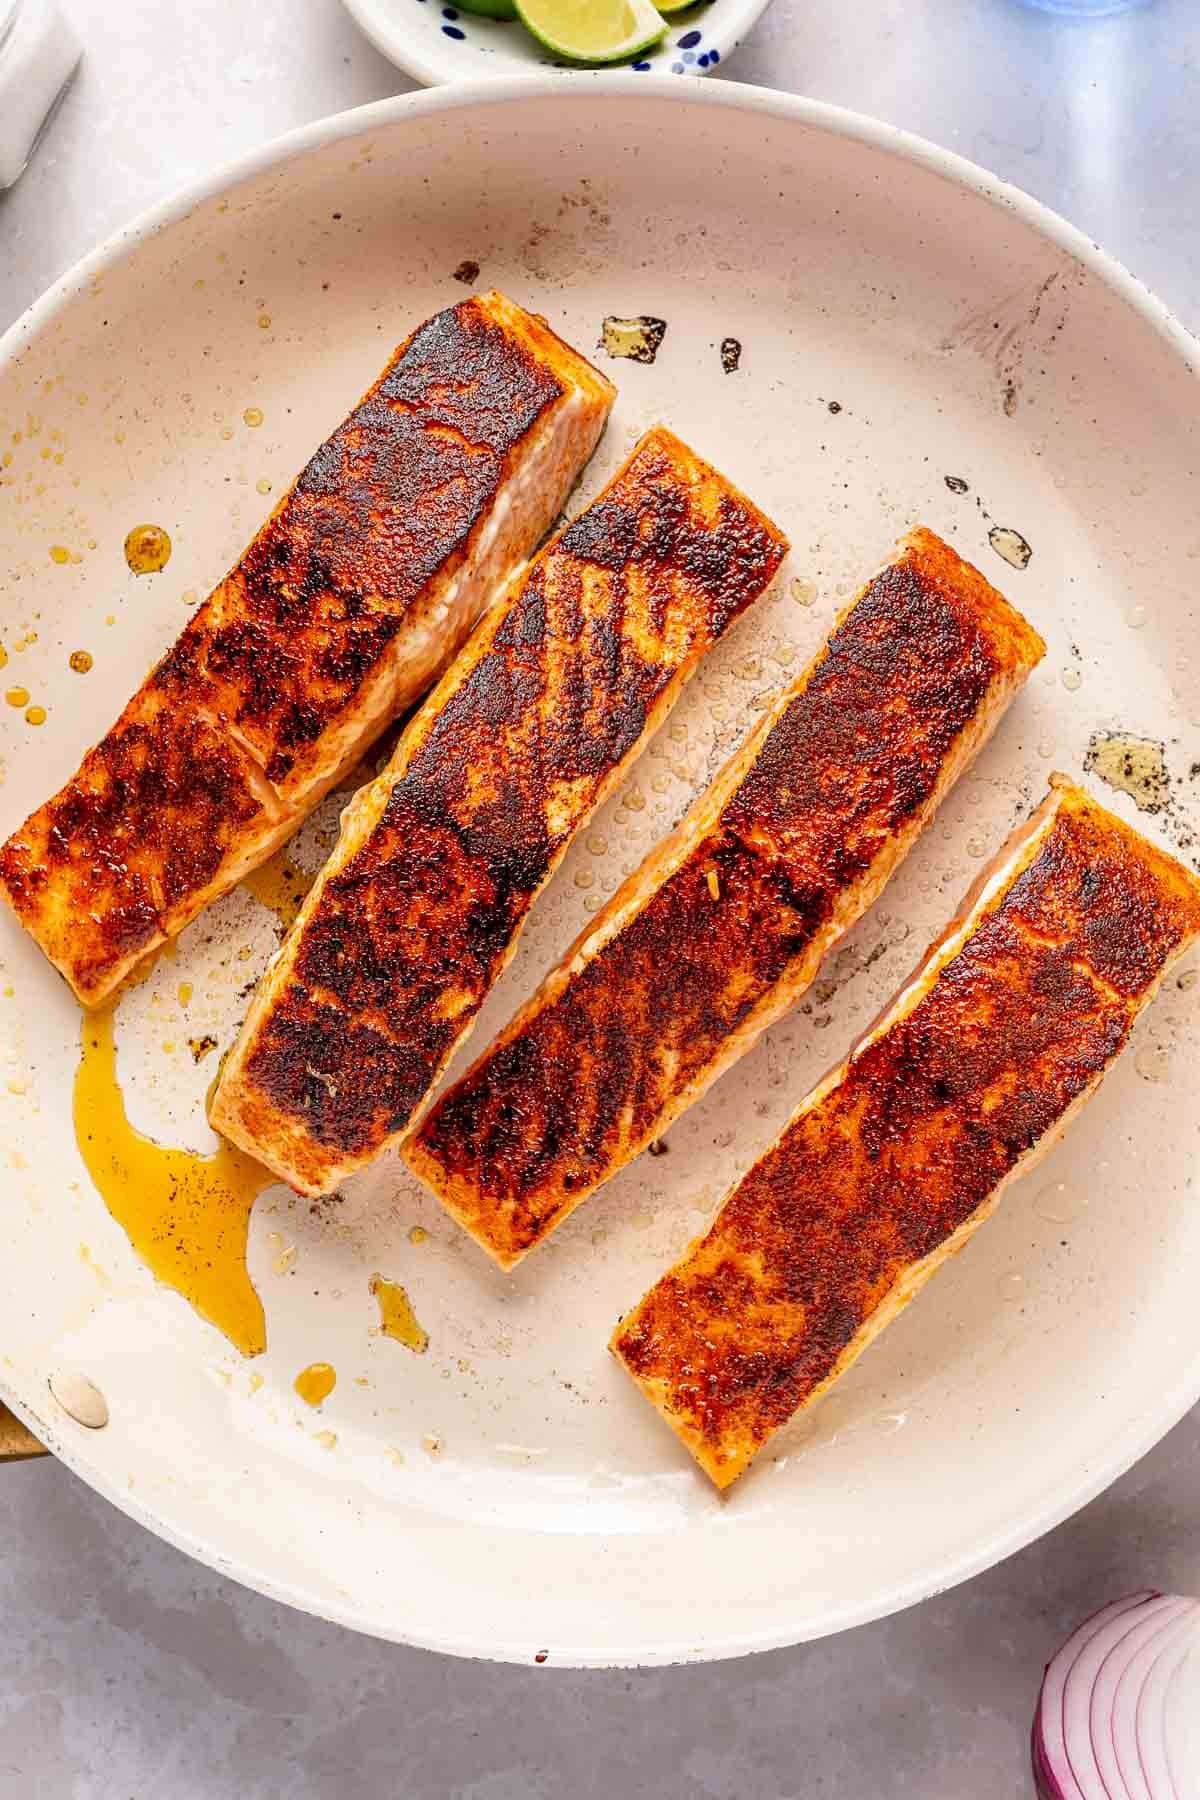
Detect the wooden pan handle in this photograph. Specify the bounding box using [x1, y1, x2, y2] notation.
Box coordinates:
[0, 1402, 47, 1461]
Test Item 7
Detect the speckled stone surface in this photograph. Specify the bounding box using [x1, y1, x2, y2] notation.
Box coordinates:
[2, 1, 1199, 1793]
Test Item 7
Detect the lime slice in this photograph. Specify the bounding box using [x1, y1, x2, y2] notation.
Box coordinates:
[456, 0, 519, 16]
[654, 0, 695, 13]
[516, 0, 667, 62]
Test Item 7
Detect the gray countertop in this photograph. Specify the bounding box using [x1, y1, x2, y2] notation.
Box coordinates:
[2, 2, 1199, 1793]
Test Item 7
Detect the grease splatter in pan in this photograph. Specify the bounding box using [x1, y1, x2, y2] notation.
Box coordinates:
[988, 524, 1033, 571]
[720, 337, 741, 373]
[123, 523, 172, 575]
[371, 1275, 429, 1354]
[1085, 731, 1171, 815]
[601, 315, 667, 364]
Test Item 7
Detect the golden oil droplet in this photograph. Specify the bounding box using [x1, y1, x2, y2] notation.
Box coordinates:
[243, 406, 264, 427]
[48, 544, 71, 565]
[255, 478, 272, 495]
[422, 1434, 443, 1459]
[668, 721, 687, 743]
[314, 1429, 337, 1451]
[69, 649, 93, 673]
[124, 523, 172, 575]
[624, 787, 645, 812]
[408, 1224, 428, 1245]
[584, 894, 602, 913]
[1061, 667, 1082, 693]
[790, 577, 816, 606]
[371, 1275, 428, 1354]
[6, 685, 30, 707]
[574, 869, 594, 889]
[74, 1004, 268, 1356]
[294, 1362, 336, 1408]
[586, 833, 608, 855]
[965, 834, 988, 859]
[1037, 738, 1055, 759]
[257, 313, 272, 330]
[176, 982, 192, 1006]
[219, 426, 234, 441]
[25, 706, 46, 726]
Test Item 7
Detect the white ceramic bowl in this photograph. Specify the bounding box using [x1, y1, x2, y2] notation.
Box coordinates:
[2, 76, 1199, 1667]
[340, 0, 764, 84]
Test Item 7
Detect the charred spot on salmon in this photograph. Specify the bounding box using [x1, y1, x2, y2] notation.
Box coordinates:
[601, 316, 668, 364]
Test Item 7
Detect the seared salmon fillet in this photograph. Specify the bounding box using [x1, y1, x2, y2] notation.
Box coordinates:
[612, 776, 1200, 1489]
[407, 528, 1044, 1267]
[0, 291, 614, 1005]
[210, 427, 789, 1196]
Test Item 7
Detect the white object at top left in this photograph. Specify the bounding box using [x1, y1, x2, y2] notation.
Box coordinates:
[0, 0, 80, 189]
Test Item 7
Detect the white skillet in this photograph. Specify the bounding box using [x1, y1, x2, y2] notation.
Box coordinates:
[1, 76, 1198, 1667]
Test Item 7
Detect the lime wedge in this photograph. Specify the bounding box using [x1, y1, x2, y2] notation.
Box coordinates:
[654, 0, 694, 13]
[516, 0, 667, 62]
[456, 0, 518, 16]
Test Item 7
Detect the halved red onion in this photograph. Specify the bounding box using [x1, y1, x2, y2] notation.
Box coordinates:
[1034, 1592, 1200, 1800]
